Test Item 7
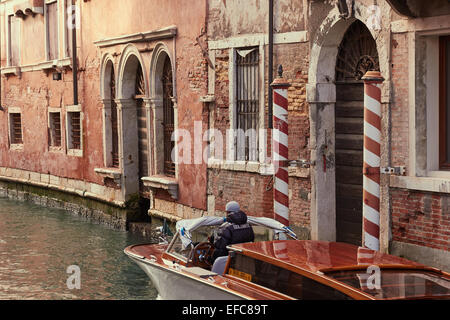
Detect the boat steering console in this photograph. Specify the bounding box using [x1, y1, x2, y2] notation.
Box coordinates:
[191, 242, 215, 269]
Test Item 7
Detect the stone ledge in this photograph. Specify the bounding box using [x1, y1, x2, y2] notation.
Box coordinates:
[390, 175, 450, 194]
[95, 168, 122, 184]
[288, 167, 310, 179]
[390, 241, 450, 272]
[0, 167, 125, 207]
[142, 175, 178, 200]
[207, 158, 274, 176]
[149, 208, 183, 222]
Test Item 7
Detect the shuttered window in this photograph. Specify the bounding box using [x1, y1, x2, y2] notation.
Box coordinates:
[67, 111, 81, 150]
[440, 36, 450, 169]
[49, 112, 62, 147]
[9, 15, 20, 66]
[10, 113, 23, 145]
[235, 48, 259, 162]
[65, 0, 73, 58]
[46, 1, 59, 60]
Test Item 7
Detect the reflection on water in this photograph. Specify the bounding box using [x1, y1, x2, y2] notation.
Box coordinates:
[0, 198, 158, 300]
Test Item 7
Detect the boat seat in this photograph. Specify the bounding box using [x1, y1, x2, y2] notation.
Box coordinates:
[211, 256, 228, 275]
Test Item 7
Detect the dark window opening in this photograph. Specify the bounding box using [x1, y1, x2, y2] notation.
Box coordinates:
[110, 66, 119, 168]
[162, 57, 175, 177]
[10, 113, 23, 145]
[235, 48, 259, 162]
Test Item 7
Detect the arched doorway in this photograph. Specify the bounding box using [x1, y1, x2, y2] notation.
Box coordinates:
[335, 20, 380, 246]
[117, 46, 150, 202]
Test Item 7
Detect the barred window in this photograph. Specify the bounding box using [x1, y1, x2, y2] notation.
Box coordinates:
[235, 48, 259, 162]
[49, 112, 62, 147]
[110, 66, 119, 168]
[163, 57, 175, 176]
[10, 113, 23, 145]
[67, 111, 81, 150]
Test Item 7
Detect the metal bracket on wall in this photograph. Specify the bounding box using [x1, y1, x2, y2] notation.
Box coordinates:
[289, 160, 315, 169]
[381, 166, 406, 176]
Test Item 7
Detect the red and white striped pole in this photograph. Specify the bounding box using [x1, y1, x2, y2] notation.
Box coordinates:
[362, 71, 384, 251]
[271, 65, 291, 226]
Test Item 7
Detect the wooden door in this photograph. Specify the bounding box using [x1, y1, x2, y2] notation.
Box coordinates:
[135, 65, 149, 190]
[335, 20, 379, 246]
[335, 83, 364, 246]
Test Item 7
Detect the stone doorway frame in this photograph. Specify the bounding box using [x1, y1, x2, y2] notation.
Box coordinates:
[306, 4, 391, 246]
[116, 44, 150, 201]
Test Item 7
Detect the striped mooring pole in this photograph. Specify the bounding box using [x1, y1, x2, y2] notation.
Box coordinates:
[362, 71, 384, 251]
[271, 65, 291, 226]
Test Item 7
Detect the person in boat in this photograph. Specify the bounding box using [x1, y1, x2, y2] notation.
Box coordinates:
[210, 201, 255, 263]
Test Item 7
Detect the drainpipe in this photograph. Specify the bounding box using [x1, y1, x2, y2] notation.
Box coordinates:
[72, 2, 78, 106]
[268, 0, 274, 129]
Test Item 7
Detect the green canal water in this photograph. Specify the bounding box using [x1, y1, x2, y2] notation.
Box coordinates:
[0, 197, 158, 300]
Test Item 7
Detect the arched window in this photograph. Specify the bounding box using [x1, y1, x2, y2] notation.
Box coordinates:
[110, 65, 119, 168]
[162, 57, 175, 176]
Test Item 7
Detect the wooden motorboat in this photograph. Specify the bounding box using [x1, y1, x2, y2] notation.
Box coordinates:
[124, 217, 450, 300]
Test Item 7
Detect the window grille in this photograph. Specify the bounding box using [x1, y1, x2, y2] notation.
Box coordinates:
[163, 58, 175, 176]
[10, 113, 23, 144]
[235, 48, 259, 162]
[68, 112, 81, 150]
[110, 67, 119, 168]
[49, 112, 62, 147]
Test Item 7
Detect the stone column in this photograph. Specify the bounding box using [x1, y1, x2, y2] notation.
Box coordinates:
[116, 98, 139, 201]
[306, 82, 337, 242]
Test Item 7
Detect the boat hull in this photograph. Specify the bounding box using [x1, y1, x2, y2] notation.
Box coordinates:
[128, 256, 246, 300]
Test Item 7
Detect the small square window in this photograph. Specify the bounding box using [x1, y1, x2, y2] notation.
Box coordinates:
[9, 113, 23, 145]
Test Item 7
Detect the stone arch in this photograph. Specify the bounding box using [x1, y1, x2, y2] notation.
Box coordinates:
[115, 44, 151, 200]
[118, 44, 149, 99]
[99, 53, 120, 168]
[150, 42, 175, 100]
[149, 42, 177, 176]
[306, 3, 390, 243]
[100, 53, 116, 100]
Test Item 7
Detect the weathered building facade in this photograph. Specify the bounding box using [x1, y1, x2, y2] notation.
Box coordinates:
[0, 0, 209, 228]
[1, 0, 449, 271]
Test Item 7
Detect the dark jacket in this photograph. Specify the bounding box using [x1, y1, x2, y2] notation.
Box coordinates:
[212, 211, 254, 261]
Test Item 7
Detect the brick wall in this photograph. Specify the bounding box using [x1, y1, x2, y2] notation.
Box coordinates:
[391, 189, 450, 251]
[208, 42, 311, 228]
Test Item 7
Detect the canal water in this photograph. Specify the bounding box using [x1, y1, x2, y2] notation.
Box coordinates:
[0, 197, 158, 300]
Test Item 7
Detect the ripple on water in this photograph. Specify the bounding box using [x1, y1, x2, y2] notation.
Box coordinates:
[0, 198, 158, 300]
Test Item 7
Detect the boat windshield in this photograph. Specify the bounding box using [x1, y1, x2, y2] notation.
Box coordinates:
[326, 269, 450, 300]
